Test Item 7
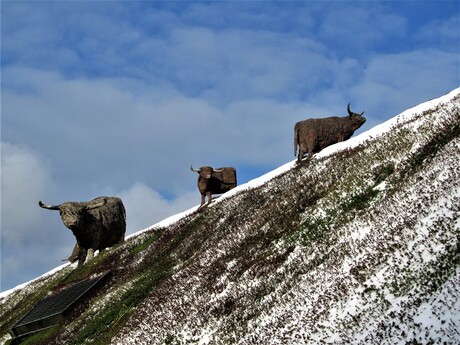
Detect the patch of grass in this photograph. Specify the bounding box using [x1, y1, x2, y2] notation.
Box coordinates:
[56, 245, 123, 288]
[168, 214, 211, 263]
[400, 122, 459, 179]
[372, 162, 395, 185]
[342, 187, 380, 214]
[13, 326, 58, 345]
[129, 230, 163, 256]
[72, 254, 175, 345]
[295, 216, 332, 247]
[70, 214, 207, 344]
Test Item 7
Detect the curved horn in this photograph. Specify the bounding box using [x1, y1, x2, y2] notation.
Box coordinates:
[190, 165, 201, 172]
[38, 201, 60, 210]
[347, 103, 364, 117]
[213, 168, 224, 173]
[347, 103, 353, 116]
[86, 198, 107, 210]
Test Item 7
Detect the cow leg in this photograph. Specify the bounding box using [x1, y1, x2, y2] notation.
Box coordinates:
[200, 194, 206, 207]
[77, 248, 87, 267]
[68, 243, 81, 263]
[297, 149, 304, 162]
[307, 151, 313, 161]
[298, 149, 310, 163]
[207, 192, 212, 204]
[299, 151, 305, 163]
[85, 248, 95, 264]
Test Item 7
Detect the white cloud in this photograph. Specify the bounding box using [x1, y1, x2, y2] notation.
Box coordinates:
[318, 5, 408, 48]
[118, 182, 197, 235]
[415, 15, 459, 49]
[0, 142, 75, 291]
[158, 26, 330, 101]
[1, 142, 54, 244]
[353, 49, 459, 117]
[2, 65, 298, 194]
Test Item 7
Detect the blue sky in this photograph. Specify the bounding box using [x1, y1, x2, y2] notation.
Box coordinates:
[1, 1, 459, 292]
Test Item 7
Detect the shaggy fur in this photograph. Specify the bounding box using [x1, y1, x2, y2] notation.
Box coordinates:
[191, 166, 237, 207]
[294, 104, 366, 162]
[39, 196, 126, 266]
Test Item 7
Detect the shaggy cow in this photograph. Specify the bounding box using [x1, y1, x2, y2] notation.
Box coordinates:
[39, 196, 126, 266]
[294, 103, 366, 162]
[190, 165, 237, 208]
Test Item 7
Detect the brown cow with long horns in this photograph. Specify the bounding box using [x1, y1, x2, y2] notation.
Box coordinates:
[294, 103, 366, 162]
[190, 165, 237, 208]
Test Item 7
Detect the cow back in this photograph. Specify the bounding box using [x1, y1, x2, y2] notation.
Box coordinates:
[299, 117, 357, 151]
[221, 168, 237, 185]
[86, 196, 126, 248]
[211, 167, 237, 193]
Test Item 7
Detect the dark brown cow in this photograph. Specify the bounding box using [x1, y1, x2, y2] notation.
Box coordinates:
[190, 165, 237, 208]
[294, 103, 366, 162]
[39, 196, 126, 266]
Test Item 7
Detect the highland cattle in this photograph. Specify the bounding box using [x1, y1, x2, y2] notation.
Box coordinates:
[39, 196, 126, 266]
[190, 165, 237, 208]
[294, 103, 366, 162]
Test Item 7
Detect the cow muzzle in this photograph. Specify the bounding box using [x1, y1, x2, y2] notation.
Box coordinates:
[65, 219, 78, 229]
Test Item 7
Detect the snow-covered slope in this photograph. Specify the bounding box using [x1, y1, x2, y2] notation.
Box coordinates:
[1, 88, 459, 345]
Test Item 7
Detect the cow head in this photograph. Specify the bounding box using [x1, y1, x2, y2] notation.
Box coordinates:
[190, 165, 223, 179]
[347, 103, 366, 127]
[39, 199, 106, 230]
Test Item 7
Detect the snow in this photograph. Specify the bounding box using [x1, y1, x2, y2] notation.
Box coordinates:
[126, 206, 198, 239]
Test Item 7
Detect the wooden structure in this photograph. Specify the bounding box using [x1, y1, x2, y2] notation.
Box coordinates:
[10, 272, 109, 341]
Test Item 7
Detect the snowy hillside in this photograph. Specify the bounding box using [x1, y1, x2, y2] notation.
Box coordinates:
[1, 88, 459, 344]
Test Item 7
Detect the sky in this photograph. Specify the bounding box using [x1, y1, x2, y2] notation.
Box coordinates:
[1, 1, 459, 292]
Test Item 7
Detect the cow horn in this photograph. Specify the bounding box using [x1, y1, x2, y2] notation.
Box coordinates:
[86, 199, 107, 210]
[347, 103, 353, 116]
[214, 168, 224, 173]
[38, 201, 60, 210]
[190, 165, 201, 172]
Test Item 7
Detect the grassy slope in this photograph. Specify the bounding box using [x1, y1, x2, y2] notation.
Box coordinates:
[1, 92, 459, 345]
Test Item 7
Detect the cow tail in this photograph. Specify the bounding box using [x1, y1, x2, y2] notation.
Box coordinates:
[294, 123, 298, 156]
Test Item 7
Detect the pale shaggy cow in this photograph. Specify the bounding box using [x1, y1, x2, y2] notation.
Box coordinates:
[39, 196, 126, 266]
